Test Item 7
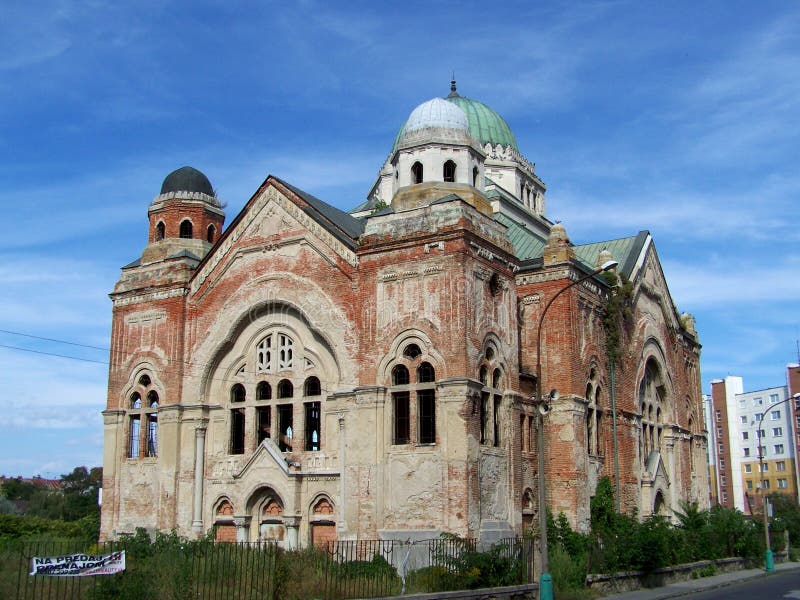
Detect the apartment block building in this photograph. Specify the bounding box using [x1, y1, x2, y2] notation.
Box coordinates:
[708, 370, 799, 512]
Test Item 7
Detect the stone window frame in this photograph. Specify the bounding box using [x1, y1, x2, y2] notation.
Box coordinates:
[478, 343, 505, 448]
[585, 365, 604, 457]
[125, 371, 161, 460]
[638, 356, 669, 465]
[227, 330, 325, 456]
[387, 342, 439, 446]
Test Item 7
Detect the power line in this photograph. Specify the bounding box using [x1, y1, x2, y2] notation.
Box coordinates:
[0, 342, 335, 392]
[0, 328, 108, 352]
[0, 344, 108, 365]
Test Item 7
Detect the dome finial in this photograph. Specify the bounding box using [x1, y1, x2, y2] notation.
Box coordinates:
[448, 73, 460, 98]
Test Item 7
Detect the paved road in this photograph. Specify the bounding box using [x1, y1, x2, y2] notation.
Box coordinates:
[601, 562, 800, 600]
[686, 569, 800, 599]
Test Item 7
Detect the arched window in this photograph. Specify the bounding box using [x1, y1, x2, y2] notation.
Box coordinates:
[411, 161, 423, 184]
[207, 224, 216, 243]
[639, 358, 666, 464]
[278, 334, 293, 370]
[256, 335, 273, 373]
[155, 222, 165, 241]
[443, 160, 456, 182]
[392, 365, 410, 386]
[277, 379, 293, 399]
[146, 391, 159, 457]
[129, 392, 141, 458]
[478, 346, 503, 447]
[304, 376, 321, 396]
[128, 376, 160, 458]
[257, 381, 272, 400]
[231, 384, 246, 403]
[586, 367, 603, 456]
[404, 344, 422, 359]
[390, 349, 437, 445]
[418, 362, 435, 383]
[179, 219, 193, 239]
[472, 166, 479, 187]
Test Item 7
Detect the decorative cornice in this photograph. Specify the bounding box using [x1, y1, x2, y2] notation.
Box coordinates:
[150, 190, 222, 208]
[469, 241, 518, 272]
[113, 287, 187, 307]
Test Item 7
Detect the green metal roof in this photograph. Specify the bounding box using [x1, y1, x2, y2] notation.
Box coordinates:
[445, 95, 519, 151]
[494, 213, 547, 260]
[494, 211, 647, 278]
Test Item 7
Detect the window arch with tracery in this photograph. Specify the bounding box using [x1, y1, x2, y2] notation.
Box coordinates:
[127, 373, 160, 459]
[586, 367, 603, 456]
[230, 331, 326, 456]
[639, 358, 667, 465]
[478, 345, 504, 447]
[390, 342, 438, 445]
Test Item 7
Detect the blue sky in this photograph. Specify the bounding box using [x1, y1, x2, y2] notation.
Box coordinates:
[1, 1, 798, 477]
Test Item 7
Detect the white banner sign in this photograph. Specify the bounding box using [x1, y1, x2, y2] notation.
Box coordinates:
[30, 550, 126, 577]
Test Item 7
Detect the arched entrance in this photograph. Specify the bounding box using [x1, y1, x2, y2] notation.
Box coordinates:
[310, 496, 336, 550]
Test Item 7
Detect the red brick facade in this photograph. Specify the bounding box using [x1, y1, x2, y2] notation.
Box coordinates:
[101, 117, 706, 545]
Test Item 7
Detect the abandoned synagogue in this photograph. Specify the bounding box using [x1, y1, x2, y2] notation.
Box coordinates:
[100, 82, 709, 547]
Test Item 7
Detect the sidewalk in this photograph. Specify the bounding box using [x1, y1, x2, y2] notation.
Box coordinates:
[601, 561, 800, 599]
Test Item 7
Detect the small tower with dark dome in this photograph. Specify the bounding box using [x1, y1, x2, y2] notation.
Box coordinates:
[141, 166, 226, 264]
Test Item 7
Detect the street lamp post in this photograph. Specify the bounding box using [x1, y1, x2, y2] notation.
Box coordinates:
[755, 392, 800, 572]
[534, 259, 618, 600]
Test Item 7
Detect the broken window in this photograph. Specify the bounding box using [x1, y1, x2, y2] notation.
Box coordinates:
[129, 415, 141, 458]
[443, 160, 456, 182]
[393, 392, 410, 444]
[277, 379, 293, 399]
[146, 391, 159, 457]
[257, 406, 271, 444]
[231, 383, 246, 403]
[305, 402, 321, 451]
[278, 404, 293, 452]
[480, 392, 490, 444]
[478, 347, 502, 447]
[411, 161, 423, 184]
[179, 219, 193, 239]
[230, 408, 245, 454]
[304, 376, 321, 396]
[418, 389, 435, 444]
[257, 381, 272, 400]
[127, 376, 160, 459]
[155, 221, 165, 241]
[392, 365, 409, 386]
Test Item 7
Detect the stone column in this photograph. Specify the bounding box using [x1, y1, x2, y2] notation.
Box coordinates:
[234, 515, 252, 543]
[283, 516, 301, 549]
[191, 427, 207, 537]
[338, 415, 346, 535]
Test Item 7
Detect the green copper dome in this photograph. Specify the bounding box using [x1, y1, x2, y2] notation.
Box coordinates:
[391, 83, 519, 154]
[445, 93, 518, 152]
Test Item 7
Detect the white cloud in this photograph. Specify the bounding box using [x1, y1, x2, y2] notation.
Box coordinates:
[663, 256, 800, 309]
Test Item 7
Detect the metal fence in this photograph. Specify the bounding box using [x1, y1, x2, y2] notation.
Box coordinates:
[3, 536, 536, 600]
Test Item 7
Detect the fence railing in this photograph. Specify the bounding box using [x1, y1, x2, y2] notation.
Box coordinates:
[2, 536, 536, 600]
